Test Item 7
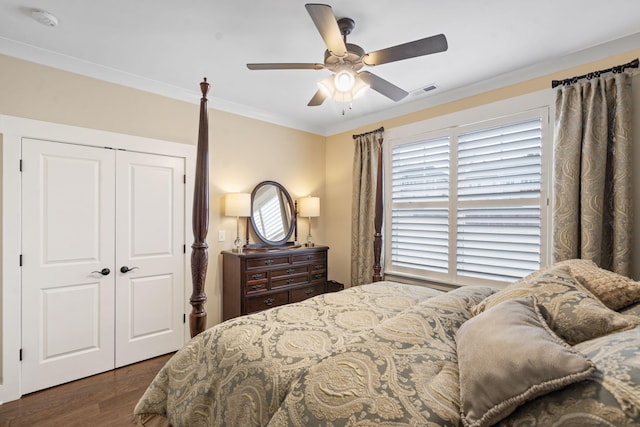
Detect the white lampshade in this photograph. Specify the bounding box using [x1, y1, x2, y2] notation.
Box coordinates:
[225, 193, 251, 217]
[298, 196, 320, 218]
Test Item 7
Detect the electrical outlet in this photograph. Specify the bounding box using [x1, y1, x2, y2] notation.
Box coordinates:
[218, 230, 226, 242]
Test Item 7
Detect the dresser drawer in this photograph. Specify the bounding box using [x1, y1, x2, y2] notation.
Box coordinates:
[292, 252, 326, 263]
[310, 270, 326, 283]
[271, 265, 307, 279]
[246, 281, 267, 294]
[246, 271, 268, 282]
[291, 284, 325, 303]
[271, 274, 308, 289]
[246, 256, 290, 269]
[245, 291, 289, 313]
[309, 262, 325, 272]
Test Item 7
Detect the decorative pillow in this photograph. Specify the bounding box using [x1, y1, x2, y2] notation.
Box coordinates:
[518, 258, 597, 282]
[456, 297, 596, 427]
[471, 264, 633, 345]
[621, 301, 640, 317]
[499, 324, 640, 426]
[566, 261, 640, 311]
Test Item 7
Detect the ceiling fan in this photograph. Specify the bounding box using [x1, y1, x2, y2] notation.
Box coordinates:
[247, 3, 448, 107]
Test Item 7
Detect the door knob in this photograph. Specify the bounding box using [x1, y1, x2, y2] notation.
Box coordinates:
[91, 268, 111, 276]
[120, 266, 139, 273]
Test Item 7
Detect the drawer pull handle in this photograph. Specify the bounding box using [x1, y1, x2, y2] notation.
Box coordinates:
[252, 285, 263, 291]
[286, 268, 295, 274]
[306, 255, 312, 260]
[265, 259, 274, 265]
[313, 273, 324, 279]
[286, 278, 294, 285]
[264, 297, 274, 306]
[252, 274, 263, 280]
[305, 289, 314, 296]
[314, 264, 323, 270]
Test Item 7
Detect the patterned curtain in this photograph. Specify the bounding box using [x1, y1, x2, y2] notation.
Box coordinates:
[553, 72, 633, 275]
[351, 130, 383, 286]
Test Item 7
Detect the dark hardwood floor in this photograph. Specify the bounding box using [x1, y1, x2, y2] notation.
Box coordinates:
[0, 353, 173, 427]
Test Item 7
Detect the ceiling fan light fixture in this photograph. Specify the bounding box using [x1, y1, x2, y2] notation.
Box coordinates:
[317, 77, 335, 97]
[317, 73, 369, 105]
[334, 70, 355, 92]
[351, 77, 369, 99]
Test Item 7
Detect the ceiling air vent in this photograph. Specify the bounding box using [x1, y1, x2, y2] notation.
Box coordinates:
[411, 84, 437, 97]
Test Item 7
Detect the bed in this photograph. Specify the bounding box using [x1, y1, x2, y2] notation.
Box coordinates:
[150, 80, 640, 426]
[135, 259, 640, 426]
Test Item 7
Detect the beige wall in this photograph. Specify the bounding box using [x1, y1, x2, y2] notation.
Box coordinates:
[208, 112, 326, 324]
[0, 54, 326, 327]
[325, 49, 640, 285]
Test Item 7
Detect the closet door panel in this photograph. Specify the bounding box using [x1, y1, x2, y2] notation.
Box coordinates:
[115, 151, 185, 367]
[21, 139, 116, 394]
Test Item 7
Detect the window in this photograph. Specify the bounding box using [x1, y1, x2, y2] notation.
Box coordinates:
[386, 109, 548, 286]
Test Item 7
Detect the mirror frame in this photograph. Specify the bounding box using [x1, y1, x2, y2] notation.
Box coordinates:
[249, 180, 296, 247]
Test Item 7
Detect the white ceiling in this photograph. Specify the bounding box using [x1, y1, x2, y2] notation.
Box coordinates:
[1, 1, 640, 136]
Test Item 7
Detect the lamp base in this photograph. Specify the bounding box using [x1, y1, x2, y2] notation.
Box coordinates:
[233, 236, 243, 254]
[305, 233, 314, 247]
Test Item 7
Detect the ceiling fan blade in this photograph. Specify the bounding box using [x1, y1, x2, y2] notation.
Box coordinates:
[307, 88, 328, 106]
[362, 34, 448, 66]
[359, 71, 408, 101]
[247, 63, 325, 70]
[305, 4, 347, 57]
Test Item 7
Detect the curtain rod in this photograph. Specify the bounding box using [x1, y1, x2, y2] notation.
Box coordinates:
[551, 58, 639, 88]
[352, 126, 384, 140]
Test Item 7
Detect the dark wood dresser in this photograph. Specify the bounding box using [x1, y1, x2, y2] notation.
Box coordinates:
[222, 246, 343, 320]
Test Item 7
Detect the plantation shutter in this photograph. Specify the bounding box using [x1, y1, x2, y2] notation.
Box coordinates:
[456, 118, 542, 281]
[390, 136, 449, 273]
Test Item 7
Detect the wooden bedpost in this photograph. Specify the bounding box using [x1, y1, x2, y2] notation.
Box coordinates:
[190, 78, 210, 337]
[372, 135, 384, 282]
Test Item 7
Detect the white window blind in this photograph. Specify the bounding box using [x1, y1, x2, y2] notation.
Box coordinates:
[457, 120, 542, 201]
[456, 206, 541, 281]
[391, 208, 449, 273]
[389, 115, 543, 285]
[456, 119, 542, 281]
[391, 137, 449, 273]
[391, 136, 449, 202]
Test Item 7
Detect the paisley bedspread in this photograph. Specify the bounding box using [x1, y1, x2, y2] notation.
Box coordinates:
[134, 282, 494, 426]
[134, 279, 640, 426]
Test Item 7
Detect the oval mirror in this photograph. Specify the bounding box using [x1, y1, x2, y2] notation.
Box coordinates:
[250, 181, 296, 246]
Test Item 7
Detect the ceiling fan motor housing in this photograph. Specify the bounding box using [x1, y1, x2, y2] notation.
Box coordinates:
[324, 43, 365, 72]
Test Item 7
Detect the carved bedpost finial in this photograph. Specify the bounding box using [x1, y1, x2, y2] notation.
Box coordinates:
[200, 77, 209, 99]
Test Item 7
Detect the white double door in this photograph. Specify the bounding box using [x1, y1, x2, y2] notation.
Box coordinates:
[21, 138, 185, 394]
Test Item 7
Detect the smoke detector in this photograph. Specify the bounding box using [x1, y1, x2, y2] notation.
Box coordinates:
[31, 9, 58, 27]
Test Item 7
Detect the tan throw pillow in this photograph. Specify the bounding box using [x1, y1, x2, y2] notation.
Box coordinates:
[518, 258, 597, 282]
[472, 264, 633, 345]
[456, 297, 596, 427]
[566, 262, 640, 311]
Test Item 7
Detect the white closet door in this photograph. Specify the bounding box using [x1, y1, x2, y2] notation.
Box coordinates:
[114, 151, 185, 367]
[21, 139, 116, 394]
